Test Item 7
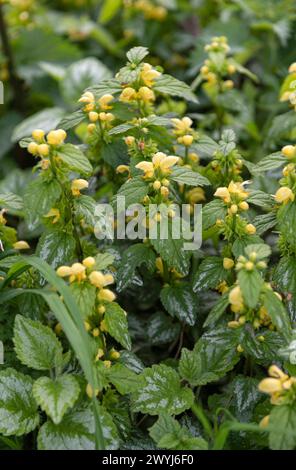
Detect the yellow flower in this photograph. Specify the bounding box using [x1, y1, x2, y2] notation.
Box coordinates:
[99, 112, 114, 122]
[136, 161, 154, 178]
[158, 155, 179, 171]
[82, 257, 96, 268]
[98, 288, 116, 302]
[140, 63, 161, 87]
[239, 201, 249, 211]
[119, 87, 137, 102]
[182, 135, 194, 146]
[110, 349, 120, 360]
[171, 117, 193, 136]
[187, 187, 205, 203]
[288, 62, 296, 73]
[44, 208, 60, 224]
[46, 129, 67, 146]
[98, 94, 114, 110]
[282, 145, 295, 159]
[32, 129, 45, 142]
[116, 165, 130, 174]
[13, 241, 30, 250]
[137, 86, 155, 102]
[245, 224, 256, 235]
[258, 378, 283, 394]
[229, 285, 244, 309]
[71, 179, 89, 196]
[38, 144, 50, 157]
[56, 266, 72, 277]
[89, 111, 99, 122]
[268, 365, 288, 380]
[223, 258, 234, 270]
[28, 142, 39, 155]
[214, 187, 231, 203]
[89, 271, 106, 289]
[274, 187, 294, 204]
[79, 91, 95, 104]
[125, 136, 135, 146]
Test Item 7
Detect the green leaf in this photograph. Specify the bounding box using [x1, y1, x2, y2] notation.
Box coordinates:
[127, 46, 149, 64]
[238, 269, 264, 309]
[203, 293, 229, 327]
[202, 199, 227, 230]
[147, 312, 181, 345]
[268, 111, 296, 141]
[132, 364, 194, 416]
[149, 414, 208, 450]
[13, 314, 63, 371]
[74, 195, 96, 226]
[24, 177, 61, 230]
[61, 58, 111, 104]
[12, 107, 65, 142]
[0, 368, 39, 436]
[37, 406, 119, 450]
[232, 235, 264, 258]
[179, 328, 240, 386]
[70, 282, 96, 319]
[193, 135, 219, 158]
[250, 152, 285, 174]
[263, 289, 291, 340]
[193, 256, 228, 292]
[273, 255, 296, 323]
[99, 0, 122, 23]
[0, 192, 23, 212]
[57, 144, 92, 175]
[247, 190, 274, 210]
[268, 404, 296, 450]
[104, 302, 131, 350]
[154, 74, 198, 103]
[36, 230, 76, 269]
[117, 244, 156, 291]
[244, 243, 271, 260]
[170, 167, 210, 187]
[94, 252, 115, 270]
[106, 364, 140, 395]
[112, 176, 148, 209]
[277, 201, 296, 247]
[150, 219, 191, 275]
[160, 283, 198, 326]
[253, 212, 277, 235]
[58, 110, 85, 131]
[33, 375, 80, 424]
[101, 139, 129, 168]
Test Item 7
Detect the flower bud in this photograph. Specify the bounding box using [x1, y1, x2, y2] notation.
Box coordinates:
[83, 257, 96, 268]
[282, 145, 295, 159]
[275, 186, 294, 204]
[223, 258, 234, 270]
[32, 129, 45, 142]
[28, 142, 39, 155]
[38, 144, 50, 157]
[13, 241, 30, 250]
[245, 224, 256, 235]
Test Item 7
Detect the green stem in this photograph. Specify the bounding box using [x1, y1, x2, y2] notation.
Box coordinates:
[191, 401, 213, 439]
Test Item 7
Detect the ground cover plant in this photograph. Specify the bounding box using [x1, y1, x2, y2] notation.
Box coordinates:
[0, 0, 296, 451]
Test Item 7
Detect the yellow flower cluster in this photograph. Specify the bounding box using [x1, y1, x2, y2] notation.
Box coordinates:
[79, 92, 115, 133]
[130, 0, 167, 21]
[280, 62, 296, 110]
[214, 182, 255, 234]
[228, 283, 275, 331]
[27, 129, 67, 161]
[200, 37, 235, 90]
[259, 365, 296, 406]
[136, 152, 178, 199]
[236, 252, 267, 272]
[119, 63, 161, 105]
[171, 117, 194, 146]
